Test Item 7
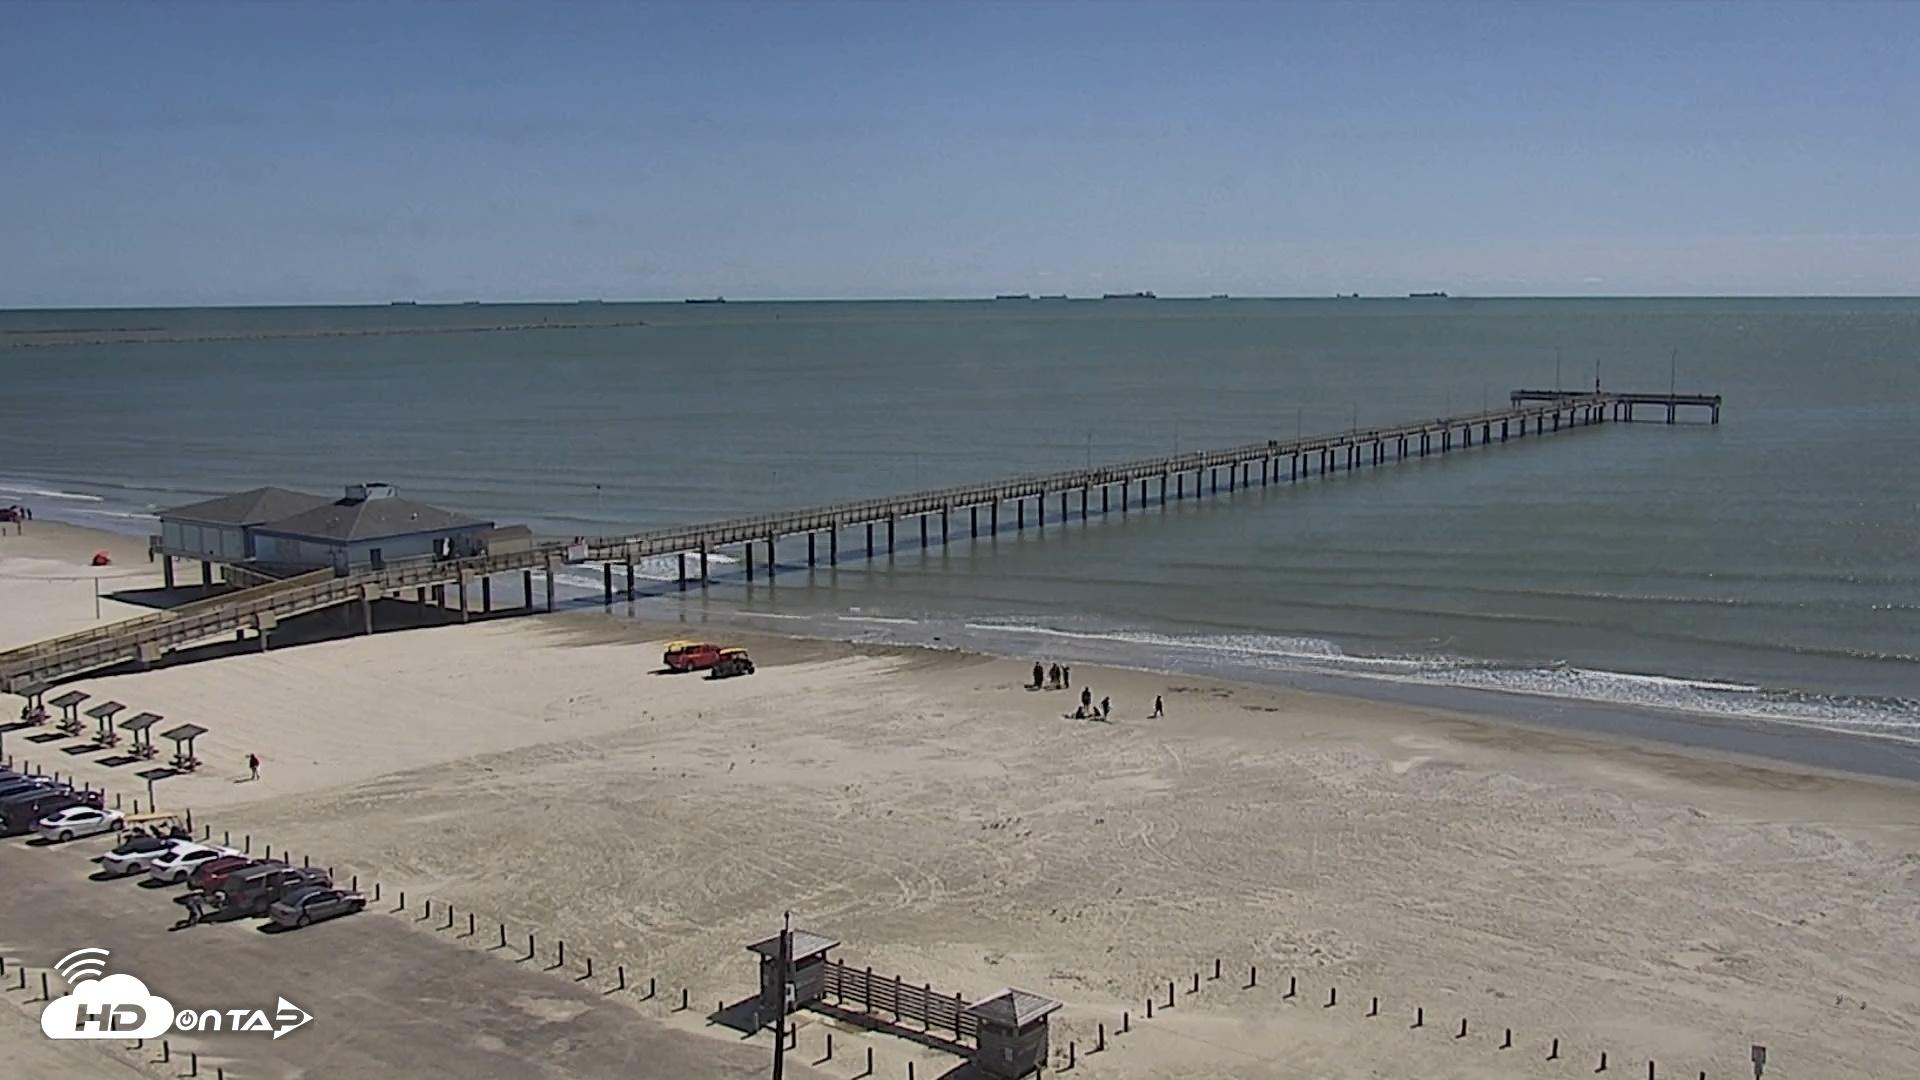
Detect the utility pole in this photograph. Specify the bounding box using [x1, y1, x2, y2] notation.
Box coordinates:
[770, 911, 791, 1080]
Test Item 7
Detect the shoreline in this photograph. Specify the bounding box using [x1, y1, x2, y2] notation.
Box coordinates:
[7, 514, 1920, 787]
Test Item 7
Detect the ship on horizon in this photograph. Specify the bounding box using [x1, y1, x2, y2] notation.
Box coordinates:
[684, 297, 727, 304]
[1101, 291, 1157, 300]
[1408, 291, 1449, 299]
[994, 293, 1033, 301]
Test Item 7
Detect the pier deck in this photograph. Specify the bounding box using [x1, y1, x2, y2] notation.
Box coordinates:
[0, 389, 1718, 692]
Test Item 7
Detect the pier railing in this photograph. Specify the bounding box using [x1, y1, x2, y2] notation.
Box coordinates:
[0, 389, 1718, 691]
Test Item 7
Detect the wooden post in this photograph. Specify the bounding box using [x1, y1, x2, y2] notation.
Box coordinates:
[625, 559, 635, 599]
[745, 542, 754, 581]
[808, 532, 816, 566]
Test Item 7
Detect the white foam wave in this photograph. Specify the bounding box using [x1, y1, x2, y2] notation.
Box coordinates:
[840, 615, 920, 625]
[0, 483, 104, 502]
[955, 620, 1918, 737]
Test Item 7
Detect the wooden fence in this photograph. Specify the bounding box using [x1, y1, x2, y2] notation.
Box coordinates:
[822, 960, 978, 1042]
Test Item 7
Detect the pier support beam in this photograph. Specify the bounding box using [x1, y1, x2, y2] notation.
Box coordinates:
[866, 523, 874, 559]
[1177, 473, 1185, 500]
[200, 560, 213, 588]
[523, 570, 533, 609]
[808, 533, 816, 566]
[544, 563, 555, 612]
[887, 516, 895, 552]
[830, 528, 838, 565]
[942, 505, 949, 540]
[481, 575, 492, 613]
[970, 506, 978, 538]
[921, 514, 928, 548]
[699, 542, 710, 587]
[457, 575, 469, 622]
[745, 542, 754, 581]
[162, 557, 175, 590]
[603, 563, 613, 606]
[677, 553, 687, 590]
[1080, 488, 1088, 521]
[1017, 500, 1025, 530]
[1102, 486, 1109, 514]
[626, 559, 635, 599]
[991, 501, 998, 533]
[767, 537, 776, 578]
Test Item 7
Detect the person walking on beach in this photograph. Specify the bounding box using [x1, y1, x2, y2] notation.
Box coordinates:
[1151, 694, 1164, 719]
[1100, 696, 1111, 719]
[1032, 662, 1045, 689]
[1080, 686, 1092, 711]
[246, 753, 260, 781]
[1048, 662, 1061, 689]
[1061, 665, 1070, 689]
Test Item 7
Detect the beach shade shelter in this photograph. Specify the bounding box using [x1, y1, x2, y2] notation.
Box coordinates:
[16, 683, 49, 724]
[83, 701, 126, 746]
[49, 691, 91, 734]
[159, 723, 207, 771]
[965, 989, 1064, 1079]
[747, 929, 840, 1018]
[120, 713, 163, 759]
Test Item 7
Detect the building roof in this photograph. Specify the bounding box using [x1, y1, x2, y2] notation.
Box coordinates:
[251, 495, 489, 544]
[160, 487, 335, 528]
[121, 712, 163, 732]
[963, 989, 1063, 1028]
[746, 930, 840, 963]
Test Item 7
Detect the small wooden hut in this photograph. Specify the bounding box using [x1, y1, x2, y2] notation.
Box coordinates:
[746, 928, 839, 1020]
[965, 988, 1063, 1079]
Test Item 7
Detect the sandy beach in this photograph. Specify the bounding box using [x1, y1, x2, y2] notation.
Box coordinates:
[3, 519, 1917, 1079]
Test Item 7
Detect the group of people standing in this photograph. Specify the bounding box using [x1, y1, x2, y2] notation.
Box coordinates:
[1030, 661, 1165, 721]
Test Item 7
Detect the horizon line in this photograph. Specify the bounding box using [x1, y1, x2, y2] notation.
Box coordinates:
[5, 293, 1918, 313]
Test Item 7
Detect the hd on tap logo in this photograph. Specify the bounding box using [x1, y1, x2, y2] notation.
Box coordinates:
[41, 948, 311, 1040]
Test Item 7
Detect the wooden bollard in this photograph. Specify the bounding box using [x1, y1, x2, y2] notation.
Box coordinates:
[163, 1039, 171, 1062]
[372, 882, 380, 902]
[1413, 1006, 1424, 1029]
[680, 987, 689, 1011]
[1122, 1011, 1129, 1033]
[423, 899, 431, 920]
[1067, 1041, 1075, 1069]
[1368, 995, 1379, 1017]
[1502, 1027, 1512, 1049]
[1191, 971, 1199, 994]
[584, 957, 593, 979]
[865, 1046, 874, 1074]
[1248, 964, 1257, 988]
[1285, 975, 1296, 999]
[14, 966, 24, 990]
[444, 905, 457, 930]
[823, 1032, 832, 1060]
[1326, 986, 1337, 1008]
[189, 1051, 199, 1077]
[467, 912, 476, 936]
[350, 874, 357, 891]
[499, 923, 507, 948]
[649, 976, 657, 999]
[222, 830, 229, 845]
[1598, 1050, 1608, 1071]
[1212, 958, 1221, 980]
[908, 1061, 916, 1080]
[303, 854, 310, 869]
[558, 940, 566, 967]
[1550, 1037, 1561, 1060]
[1648, 1062, 1656, 1080]
[527, 933, 536, 960]
[1166, 980, 1175, 1007]
[396, 890, 406, 911]
[1096, 1022, 1105, 1051]
[1457, 1017, 1468, 1039]
[265, 843, 272, 860]
[40, 971, 49, 1000]
[1145, 997, 1153, 1019]
[617, 965, 626, 991]
[243, 834, 250, 854]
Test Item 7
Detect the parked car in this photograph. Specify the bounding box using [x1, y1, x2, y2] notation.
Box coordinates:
[268, 885, 366, 929]
[0, 777, 60, 800]
[35, 805, 124, 843]
[217, 865, 330, 917]
[145, 843, 241, 885]
[1, 790, 97, 836]
[663, 640, 724, 672]
[186, 855, 260, 892]
[99, 837, 188, 877]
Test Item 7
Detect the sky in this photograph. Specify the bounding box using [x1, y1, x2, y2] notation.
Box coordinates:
[1, 1, 1915, 306]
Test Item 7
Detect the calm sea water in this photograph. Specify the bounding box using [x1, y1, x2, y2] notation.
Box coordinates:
[2, 299, 1916, 737]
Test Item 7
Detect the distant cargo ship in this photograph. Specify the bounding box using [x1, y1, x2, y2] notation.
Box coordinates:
[1101, 291, 1157, 300]
[389, 300, 417, 306]
[684, 297, 726, 304]
[994, 293, 1032, 301]
[1038, 294, 1068, 300]
[1408, 291, 1449, 299]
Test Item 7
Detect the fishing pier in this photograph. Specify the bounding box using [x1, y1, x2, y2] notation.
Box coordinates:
[0, 388, 1718, 695]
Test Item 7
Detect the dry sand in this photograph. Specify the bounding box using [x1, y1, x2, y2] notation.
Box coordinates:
[3, 520, 1917, 1078]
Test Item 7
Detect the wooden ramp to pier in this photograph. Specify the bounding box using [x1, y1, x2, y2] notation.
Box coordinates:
[0, 388, 1718, 693]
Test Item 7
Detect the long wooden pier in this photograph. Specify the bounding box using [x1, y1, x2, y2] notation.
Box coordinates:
[0, 388, 1719, 694]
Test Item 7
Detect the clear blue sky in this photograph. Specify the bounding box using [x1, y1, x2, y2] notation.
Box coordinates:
[2, 1, 1914, 306]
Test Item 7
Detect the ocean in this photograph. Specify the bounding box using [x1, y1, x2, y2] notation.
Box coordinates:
[3, 298, 1917, 743]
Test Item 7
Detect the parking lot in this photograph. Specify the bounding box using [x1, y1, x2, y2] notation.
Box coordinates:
[0, 838, 823, 1080]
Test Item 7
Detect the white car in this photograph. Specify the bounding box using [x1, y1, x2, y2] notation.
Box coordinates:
[99, 837, 188, 878]
[36, 806, 125, 843]
[146, 844, 240, 885]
